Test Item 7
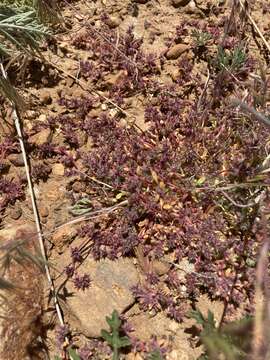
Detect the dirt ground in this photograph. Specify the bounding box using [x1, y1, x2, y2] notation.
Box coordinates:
[0, 0, 270, 359]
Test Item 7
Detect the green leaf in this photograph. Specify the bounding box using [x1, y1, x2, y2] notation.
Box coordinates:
[190, 309, 205, 325]
[207, 310, 215, 328]
[68, 348, 81, 360]
[117, 336, 131, 348]
[101, 329, 113, 345]
[147, 349, 164, 360]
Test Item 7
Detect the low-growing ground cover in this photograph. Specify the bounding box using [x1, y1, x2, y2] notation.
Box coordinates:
[0, 0, 270, 359]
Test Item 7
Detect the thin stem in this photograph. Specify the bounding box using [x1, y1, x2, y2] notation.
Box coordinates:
[0, 63, 66, 330]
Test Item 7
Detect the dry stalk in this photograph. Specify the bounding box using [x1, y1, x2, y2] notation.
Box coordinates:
[0, 64, 65, 332]
[238, 0, 270, 53]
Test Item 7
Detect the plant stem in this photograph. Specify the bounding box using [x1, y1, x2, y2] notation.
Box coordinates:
[113, 346, 119, 360]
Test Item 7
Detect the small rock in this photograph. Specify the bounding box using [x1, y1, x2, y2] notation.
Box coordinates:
[7, 153, 24, 167]
[9, 207, 22, 220]
[52, 163, 65, 176]
[40, 91, 52, 105]
[176, 258, 195, 281]
[101, 103, 108, 111]
[39, 205, 49, 218]
[166, 43, 189, 60]
[169, 68, 180, 82]
[72, 181, 86, 193]
[133, 0, 148, 3]
[29, 129, 51, 146]
[52, 224, 77, 247]
[106, 15, 121, 28]
[152, 260, 170, 276]
[171, 0, 191, 7]
[104, 70, 126, 88]
[66, 258, 139, 337]
[89, 109, 101, 118]
[38, 114, 47, 122]
[25, 110, 37, 120]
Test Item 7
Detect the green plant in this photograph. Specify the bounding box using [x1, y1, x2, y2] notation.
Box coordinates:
[147, 349, 164, 360]
[101, 310, 131, 360]
[54, 348, 82, 360]
[0, 5, 49, 58]
[190, 309, 253, 360]
[191, 29, 212, 48]
[215, 45, 246, 72]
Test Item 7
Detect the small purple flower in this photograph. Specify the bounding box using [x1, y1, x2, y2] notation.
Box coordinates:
[71, 247, 83, 263]
[73, 273, 91, 291]
[64, 264, 75, 278]
[56, 324, 69, 348]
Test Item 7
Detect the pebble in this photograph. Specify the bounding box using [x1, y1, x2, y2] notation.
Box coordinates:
[52, 224, 77, 248]
[38, 114, 47, 122]
[29, 128, 51, 146]
[106, 15, 121, 28]
[52, 163, 65, 176]
[166, 43, 189, 60]
[39, 205, 49, 218]
[40, 91, 52, 105]
[9, 207, 22, 220]
[8, 153, 24, 167]
[72, 181, 86, 193]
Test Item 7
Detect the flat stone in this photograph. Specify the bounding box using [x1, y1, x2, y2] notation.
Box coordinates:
[166, 43, 189, 60]
[66, 258, 139, 337]
[29, 129, 51, 146]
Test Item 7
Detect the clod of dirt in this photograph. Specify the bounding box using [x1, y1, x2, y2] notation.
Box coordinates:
[29, 128, 52, 146]
[171, 0, 191, 7]
[39, 205, 49, 218]
[40, 91, 52, 106]
[9, 207, 23, 220]
[65, 258, 139, 337]
[8, 153, 24, 167]
[106, 15, 121, 28]
[52, 224, 77, 252]
[52, 163, 65, 176]
[166, 43, 190, 60]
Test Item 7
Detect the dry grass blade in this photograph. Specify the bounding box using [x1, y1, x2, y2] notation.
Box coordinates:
[238, 0, 270, 53]
[231, 98, 270, 128]
[0, 76, 25, 110]
[0, 63, 66, 334]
